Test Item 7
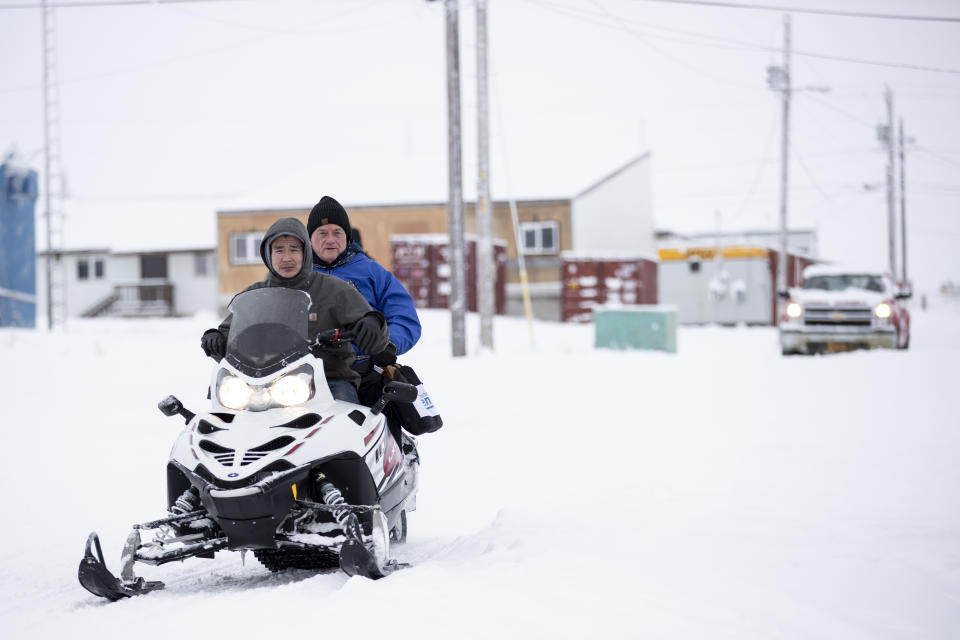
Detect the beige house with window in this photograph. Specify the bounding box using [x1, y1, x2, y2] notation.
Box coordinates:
[217, 154, 652, 319]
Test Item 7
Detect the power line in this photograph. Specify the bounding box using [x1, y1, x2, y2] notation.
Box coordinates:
[728, 110, 779, 225]
[790, 48, 960, 76]
[793, 149, 832, 202]
[536, 0, 772, 52]
[802, 94, 878, 130]
[914, 148, 960, 171]
[522, 0, 762, 89]
[526, 0, 960, 75]
[0, 0, 236, 8]
[631, 0, 960, 23]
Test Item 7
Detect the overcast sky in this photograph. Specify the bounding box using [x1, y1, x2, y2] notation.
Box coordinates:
[1, 0, 958, 289]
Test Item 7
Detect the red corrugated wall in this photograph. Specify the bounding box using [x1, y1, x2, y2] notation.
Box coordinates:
[562, 256, 658, 322]
[391, 237, 507, 314]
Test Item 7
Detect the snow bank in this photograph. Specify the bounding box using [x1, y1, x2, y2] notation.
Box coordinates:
[1, 304, 958, 639]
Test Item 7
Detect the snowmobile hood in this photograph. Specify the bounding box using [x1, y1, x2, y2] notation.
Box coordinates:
[259, 217, 314, 287]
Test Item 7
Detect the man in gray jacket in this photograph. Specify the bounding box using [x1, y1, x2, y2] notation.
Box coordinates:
[200, 217, 388, 403]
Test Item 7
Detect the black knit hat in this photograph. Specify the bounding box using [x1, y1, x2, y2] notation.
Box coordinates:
[307, 196, 352, 240]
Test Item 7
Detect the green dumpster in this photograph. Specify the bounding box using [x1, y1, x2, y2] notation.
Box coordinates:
[594, 306, 678, 353]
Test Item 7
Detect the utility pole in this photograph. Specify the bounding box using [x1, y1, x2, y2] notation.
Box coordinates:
[883, 86, 897, 281]
[767, 14, 791, 298]
[898, 118, 909, 287]
[442, 0, 466, 357]
[42, 0, 53, 330]
[476, 0, 494, 351]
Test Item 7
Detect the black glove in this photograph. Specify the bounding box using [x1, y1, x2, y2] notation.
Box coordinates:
[370, 341, 398, 366]
[351, 315, 384, 355]
[201, 329, 226, 360]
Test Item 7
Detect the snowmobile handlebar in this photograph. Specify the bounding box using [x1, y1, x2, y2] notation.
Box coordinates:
[312, 328, 398, 366]
[312, 328, 356, 347]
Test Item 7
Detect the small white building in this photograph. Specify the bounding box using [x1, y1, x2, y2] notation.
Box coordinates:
[34, 201, 217, 319]
[656, 243, 816, 326]
[37, 247, 216, 318]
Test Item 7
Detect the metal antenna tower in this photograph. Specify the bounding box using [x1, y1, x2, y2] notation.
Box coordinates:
[42, 0, 66, 329]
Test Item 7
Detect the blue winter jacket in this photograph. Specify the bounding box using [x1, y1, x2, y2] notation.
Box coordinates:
[312, 242, 422, 356]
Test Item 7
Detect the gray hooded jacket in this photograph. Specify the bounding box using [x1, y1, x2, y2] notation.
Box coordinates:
[218, 217, 388, 387]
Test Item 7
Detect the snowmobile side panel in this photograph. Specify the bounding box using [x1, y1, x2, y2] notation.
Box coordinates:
[377, 466, 414, 528]
[166, 463, 192, 509]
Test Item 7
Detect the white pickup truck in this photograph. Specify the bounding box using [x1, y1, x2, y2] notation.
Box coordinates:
[779, 265, 911, 356]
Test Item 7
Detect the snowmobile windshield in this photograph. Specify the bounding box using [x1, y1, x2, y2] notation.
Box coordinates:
[225, 288, 312, 377]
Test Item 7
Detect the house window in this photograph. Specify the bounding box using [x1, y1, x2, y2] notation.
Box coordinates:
[94, 260, 105, 279]
[141, 254, 168, 279]
[194, 252, 209, 276]
[519, 221, 559, 255]
[231, 233, 264, 265]
[77, 259, 89, 280]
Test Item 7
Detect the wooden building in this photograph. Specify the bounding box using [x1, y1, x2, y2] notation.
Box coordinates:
[216, 154, 654, 319]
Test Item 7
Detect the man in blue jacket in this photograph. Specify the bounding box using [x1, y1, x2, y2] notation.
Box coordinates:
[307, 195, 421, 358]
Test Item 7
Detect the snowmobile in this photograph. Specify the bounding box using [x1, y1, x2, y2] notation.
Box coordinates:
[78, 287, 421, 601]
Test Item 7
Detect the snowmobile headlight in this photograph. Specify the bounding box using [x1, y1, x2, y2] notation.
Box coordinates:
[785, 302, 802, 318]
[874, 302, 892, 319]
[271, 373, 313, 407]
[219, 375, 252, 410]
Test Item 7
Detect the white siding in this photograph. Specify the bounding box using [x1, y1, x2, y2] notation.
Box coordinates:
[658, 257, 773, 325]
[35, 249, 216, 318]
[110, 255, 141, 284]
[571, 157, 654, 256]
[110, 253, 140, 284]
[169, 252, 217, 315]
[63, 253, 112, 317]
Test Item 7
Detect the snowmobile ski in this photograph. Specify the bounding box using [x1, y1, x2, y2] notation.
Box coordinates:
[339, 508, 408, 579]
[78, 532, 164, 601]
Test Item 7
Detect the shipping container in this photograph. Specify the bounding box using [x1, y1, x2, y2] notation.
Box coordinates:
[390, 234, 508, 314]
[657, 245, 813, 325]
[561, 254, 659, 322]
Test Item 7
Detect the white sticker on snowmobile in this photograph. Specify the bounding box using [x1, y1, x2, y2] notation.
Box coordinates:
[414, 383, 438, 418]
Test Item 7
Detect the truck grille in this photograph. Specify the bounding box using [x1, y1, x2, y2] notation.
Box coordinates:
[803, 306, 873, 327]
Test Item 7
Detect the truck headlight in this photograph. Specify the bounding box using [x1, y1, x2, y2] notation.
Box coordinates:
[786, 302, 802, 318]
[874, 303, 892, 319]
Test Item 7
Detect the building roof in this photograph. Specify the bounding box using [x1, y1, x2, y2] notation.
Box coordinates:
[45, 152, 648, 253]
[574, 152, 651, 200]
[218, 197, 570, 217]
[39, 198, 217, 253]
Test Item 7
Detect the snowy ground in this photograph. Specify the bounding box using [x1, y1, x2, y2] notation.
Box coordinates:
[2, 301, 959, 639]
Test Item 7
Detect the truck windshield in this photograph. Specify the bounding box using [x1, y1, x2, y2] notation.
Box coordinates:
[802, 275, 885, 292]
